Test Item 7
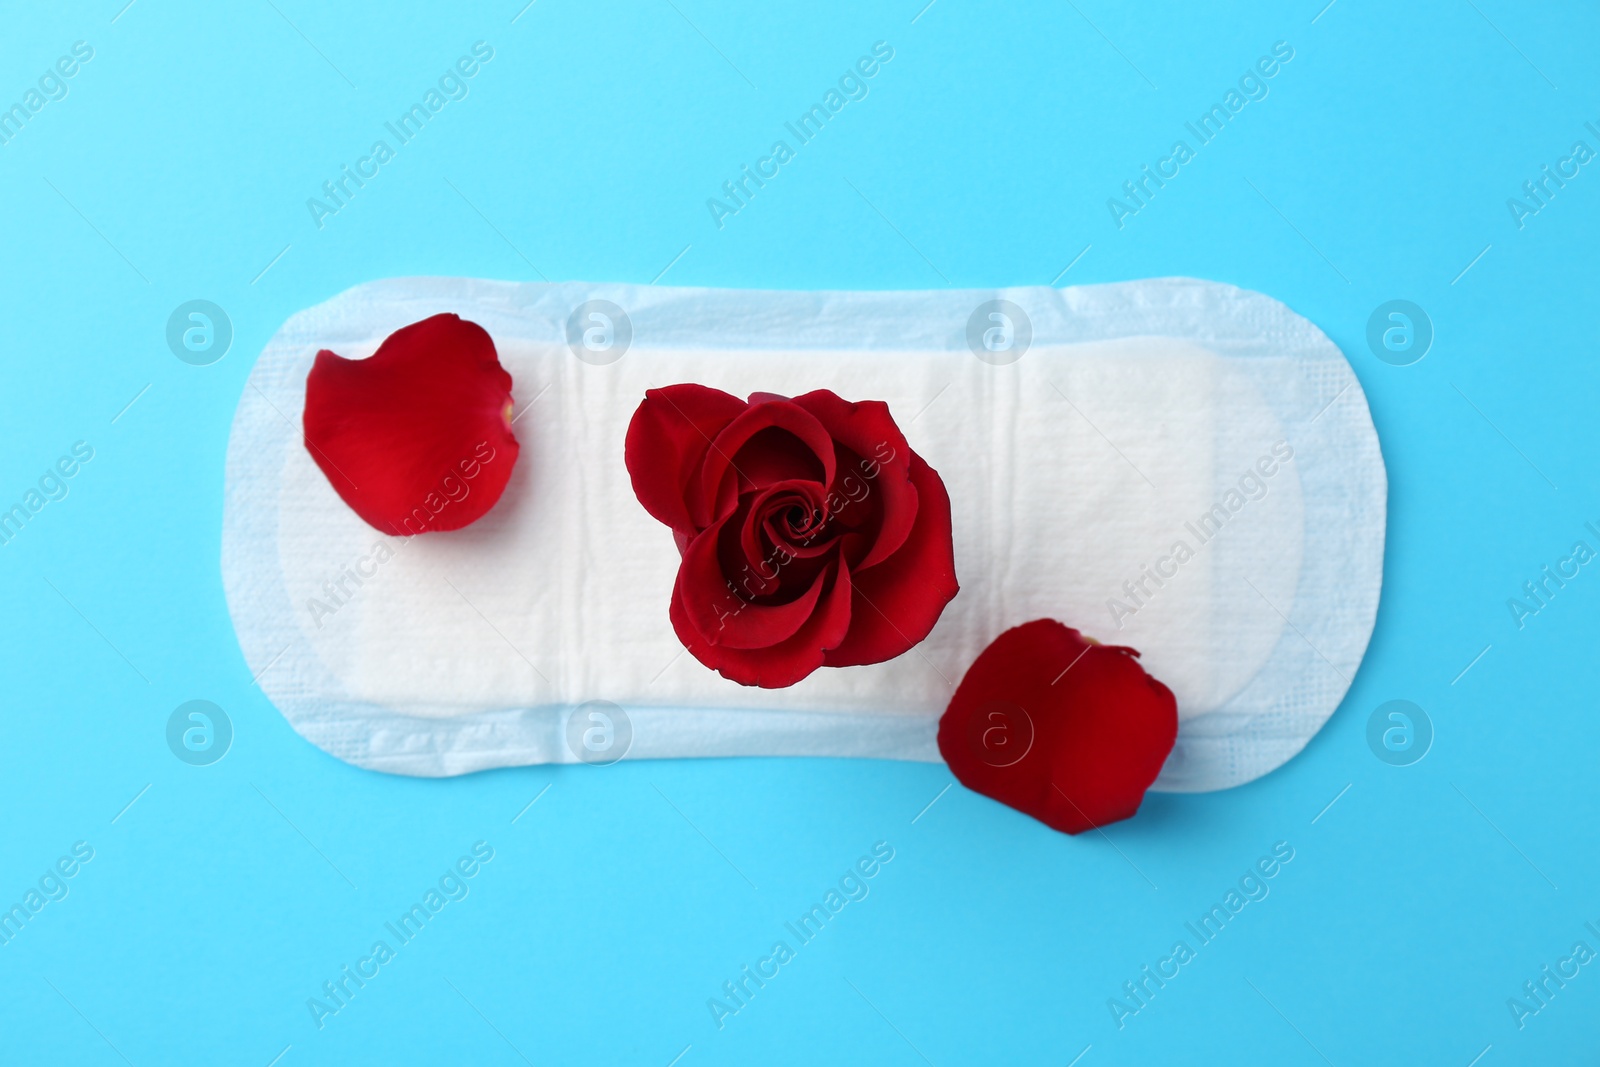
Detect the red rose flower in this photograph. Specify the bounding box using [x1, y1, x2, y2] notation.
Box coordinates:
[625, 384, 958, 688]
[937, 620, 1177, 835]
[302, 313, 520, 537]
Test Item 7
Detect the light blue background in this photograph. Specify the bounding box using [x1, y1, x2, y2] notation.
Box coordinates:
[1, 1, 1596, 1063]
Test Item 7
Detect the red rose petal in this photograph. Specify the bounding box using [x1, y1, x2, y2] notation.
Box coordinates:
[625, 384, 747, 531]
[823, 453, 958, 668]
[737, 481, 837, 583]
[790, 390, 918, 568]
[732, 429, 831, 491]
[696, 400, 838, 525]
[936, 620, 1177, 835]
[670, 557, 856, 688]
[302, 314, 519, 536]
[678, 513, 828, 650]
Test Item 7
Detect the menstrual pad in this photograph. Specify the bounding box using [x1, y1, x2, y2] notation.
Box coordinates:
[222, 277, 1385, 792]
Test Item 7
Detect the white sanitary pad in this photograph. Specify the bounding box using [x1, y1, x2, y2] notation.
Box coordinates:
[222, 277, 1385, 792]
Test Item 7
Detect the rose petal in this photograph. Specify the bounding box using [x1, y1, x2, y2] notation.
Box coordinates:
[671, 557, 856, 687]
[823, 453, 958, 667]
[936, 620, 1178, 835]
[696, 400, 837, 527]
[679, 514, 829, 650]
[625, 384, 747, 531]
[743, 485, 838, 571]
[709, 484, 832, 602]
[732, 427, 831, 492]
[302, 313, 519, 536]
[791, 390, 917, 568]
